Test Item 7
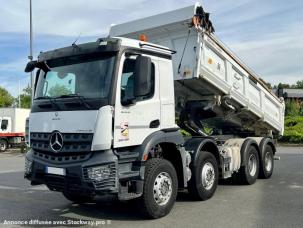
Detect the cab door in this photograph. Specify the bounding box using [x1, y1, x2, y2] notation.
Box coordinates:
[113, 53, 160, 148]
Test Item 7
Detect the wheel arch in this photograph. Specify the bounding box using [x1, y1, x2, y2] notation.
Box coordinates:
[184, 137, 220, 167]
[138, 130, 184, 161]
[0, 137, 8, 142]
[138, 130, 186, 188]
[159, 142, 185, 188]
[0, 137, 9, 144]
[259, 137, 276, 155]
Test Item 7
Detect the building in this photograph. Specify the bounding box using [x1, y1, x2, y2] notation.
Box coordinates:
[273, 89, 303, 101]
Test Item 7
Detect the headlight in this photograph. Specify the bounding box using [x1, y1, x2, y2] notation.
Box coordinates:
[86, 165, 111, 182]
[24, 157, 33, 175]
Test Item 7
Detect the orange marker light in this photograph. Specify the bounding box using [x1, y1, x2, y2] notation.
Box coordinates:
[143, 154, 148, 161]
[139, 34, 148, 42]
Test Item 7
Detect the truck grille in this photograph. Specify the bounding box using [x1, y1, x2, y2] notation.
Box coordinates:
[33, 151, 91, 164]
[30, 132, 93, 153]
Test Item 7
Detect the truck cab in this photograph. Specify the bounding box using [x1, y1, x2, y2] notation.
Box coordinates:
[25, 37, 191, 217]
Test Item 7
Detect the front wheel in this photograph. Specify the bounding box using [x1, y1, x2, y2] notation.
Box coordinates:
[188, 152, 218, 200]
[0, 139, 8, 152]
[139, 158, 178, 219]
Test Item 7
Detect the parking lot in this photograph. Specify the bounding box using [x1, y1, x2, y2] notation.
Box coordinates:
[0, 146, 302, 228]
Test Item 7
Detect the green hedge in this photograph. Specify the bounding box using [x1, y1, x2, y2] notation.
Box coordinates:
[280, 116, 303, 143]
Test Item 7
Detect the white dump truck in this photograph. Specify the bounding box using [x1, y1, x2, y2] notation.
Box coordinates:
[0, 108, 30, 152]
[24, 3, 284, 218]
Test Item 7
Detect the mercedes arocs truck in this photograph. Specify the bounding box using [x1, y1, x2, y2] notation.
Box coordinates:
[24, 3, 284, 218]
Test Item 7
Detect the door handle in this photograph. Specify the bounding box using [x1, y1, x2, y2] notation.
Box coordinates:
[149, 119, 160, 128]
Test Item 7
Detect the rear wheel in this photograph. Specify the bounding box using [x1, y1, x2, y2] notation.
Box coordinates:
[62, 192, 94, 204]
[0, 139, 8, 152]
[188, 152, 218, 200]
[139, 158, 178, 219]
[237, 146, 259, 185]
[259, 145, 274, 179]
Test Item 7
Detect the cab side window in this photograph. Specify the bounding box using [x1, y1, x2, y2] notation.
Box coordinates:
[121, 58, 155, 103]
[1, 119, 8, 131]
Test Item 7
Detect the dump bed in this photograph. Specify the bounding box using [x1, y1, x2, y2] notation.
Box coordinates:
[110, 3, 285, 136]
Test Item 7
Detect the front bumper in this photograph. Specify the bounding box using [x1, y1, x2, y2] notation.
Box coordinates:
[25, 149, 118, 195]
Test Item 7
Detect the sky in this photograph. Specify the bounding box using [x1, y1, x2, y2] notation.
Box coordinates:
[0, 0, 303, 97]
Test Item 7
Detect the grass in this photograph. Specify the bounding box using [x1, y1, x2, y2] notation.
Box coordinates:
[280, 116, 303, 144]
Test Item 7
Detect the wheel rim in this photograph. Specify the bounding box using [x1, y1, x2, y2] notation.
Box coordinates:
[264, 152, 273, 172]
[201, 162, 215, 190]
[248, 154, 257, 176]
[153, 172, 173, 206]
[0, 142, 6, 151]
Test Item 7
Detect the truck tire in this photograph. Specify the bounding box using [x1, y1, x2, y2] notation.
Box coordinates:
[259, 145, 274, 179]
[62, 192, 94, 204]
[237, 146, 259, 185]
[0, 139, 8, 152]
[188, 152, 218, 200]
[139, 158, 178, 219]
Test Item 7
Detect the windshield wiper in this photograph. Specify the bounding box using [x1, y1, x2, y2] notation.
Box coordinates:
[34, 96, 61, 110]
[56, 94, 92, 109]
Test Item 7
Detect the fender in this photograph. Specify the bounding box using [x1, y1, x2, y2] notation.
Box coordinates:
[247, 137, 276, 163]
[259, 137, 276, 156]
[137, 130, 184, 161]
[0, 137, 8, 143]
[183, 137, 219, 166]
[136, 130, 187, 187]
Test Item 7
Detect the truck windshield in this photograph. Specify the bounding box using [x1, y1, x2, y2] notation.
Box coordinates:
[34, 53, 116, 100]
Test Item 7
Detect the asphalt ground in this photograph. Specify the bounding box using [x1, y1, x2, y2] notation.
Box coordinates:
[0, 146, 302, 228]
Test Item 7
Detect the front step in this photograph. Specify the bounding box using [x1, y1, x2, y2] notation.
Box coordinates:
[119, 171, 140, 180]
[116, 151, 139, 163]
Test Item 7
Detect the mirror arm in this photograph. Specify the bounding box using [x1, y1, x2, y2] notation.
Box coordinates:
[121, 97, 136, 106]
[37, 61, 51, 72]
[24, 60, 50, 73]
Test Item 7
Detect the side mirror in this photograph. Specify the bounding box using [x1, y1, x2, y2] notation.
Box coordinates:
[25, 61, 50, 73]
[24, 61, 37, 73]
[134, 56, 152, 97]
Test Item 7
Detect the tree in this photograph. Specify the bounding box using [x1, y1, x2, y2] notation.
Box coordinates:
[0, 87, 14, 107]
[285, 100, 301, 116]
[276, 80, 303, 89]
[48, 84, 72, 97]
[16, 84, 32, 109]
[277, 83, 290, 89]
[294, 80, 303, 89]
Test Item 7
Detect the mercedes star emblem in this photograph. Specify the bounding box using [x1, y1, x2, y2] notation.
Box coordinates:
[50, 131, 64, 152]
